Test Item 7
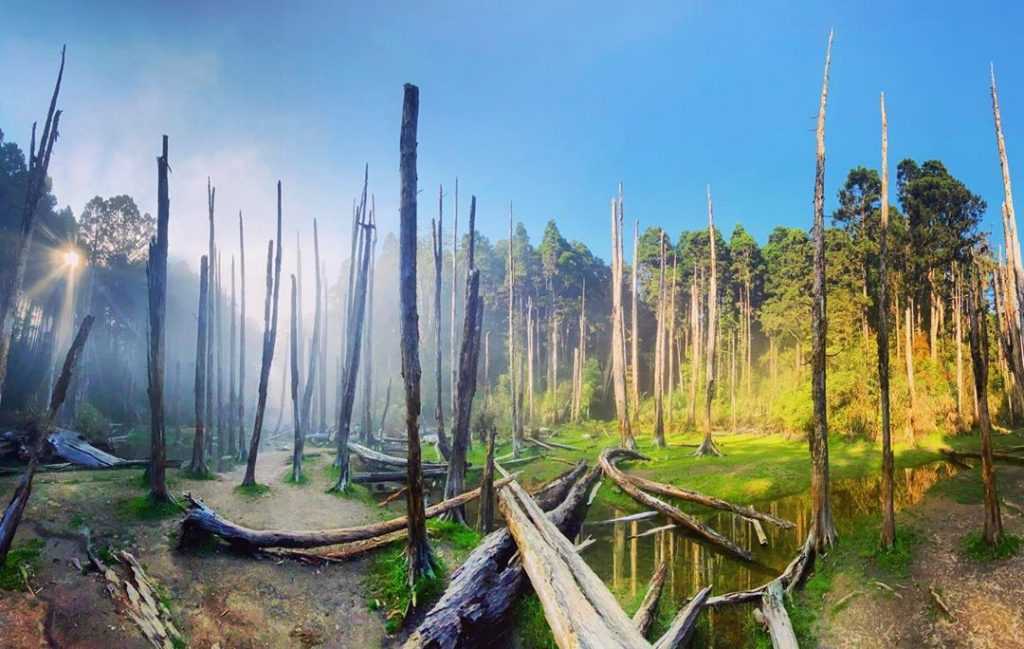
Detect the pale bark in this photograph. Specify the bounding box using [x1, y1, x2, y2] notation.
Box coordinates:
[238, 212, 247, 458]
[630, 217, 641, 416]
[610, 193, 635, 448]
[289, 276, 302, 481]
[147, 135, 171, 501]
[432, 191, 450, 460]
[189, 257, 210, 474]
[509, 204, 522, 456]
[653, 232, 666, 447]
[695, 189, 721, 456]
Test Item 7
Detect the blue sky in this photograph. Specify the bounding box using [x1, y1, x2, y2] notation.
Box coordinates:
[2, 1, 1023, 305]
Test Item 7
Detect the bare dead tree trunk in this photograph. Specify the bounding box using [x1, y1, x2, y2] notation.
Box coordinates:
[361, 211, 377, 444]
[667, 257, 677, 427]
[444, 197, 483, 523]
[431, 189, 451, 460]
[189, 256, 210, 475]
[450, 178, 459, 422]
[508, 205, 521, 456]
[905, 302, 917, 440]
[229, 257, 237, 458]
[477, 418, 496, 535]
[653, 231, 666, 447]
[295, 221, 323, 481]
[216, 254, 225, 470]
[695, 188, 721, 457]
[238, 212, 247, 459]
[0, 314, 93, 564]
[966, 263, 1004, 546]
[0, 47, 64, 407]
[630, 217, 640, 417]
[242, 181, 284, 487]
[399, 84, 436, 589]
[296, 233, 305, 388]
[808, 31, 837, 551]
[526, 297, 534, 422]
[610, 192, 635, 449]
[878, 93, 896, 549]
[992, 66, 1024, 318]
[147, 135, 172, 501]
[688, 268, 701, 427]
[289, 276, 303, 481]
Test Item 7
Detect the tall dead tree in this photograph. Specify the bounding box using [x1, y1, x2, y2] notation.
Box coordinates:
[0, 47, 64, 407]
[695, 187, 721, 457]
[189, 256, 210, 475]
[966, 262, 1004, 546]
[242, 181, 284, 487]
[688, 265, 701, 427]
[333, 182, 373, 491]
[289, 276, 302, 481]
[215, 255, 225, 470]
[146, 135, 172, 502]
[992, 66, 1024, 318]
[527, 298, 535, 422]
[360, 209, 377, 443]
[399, 84, 436, 589]
[509, 204, 522, 456]
[610, 193, 635, 449]
[450, 178, 460, 420]
[205, 181, 216, 458]
[630, 216, 640, 417]
[229, 257, 237, 457]
[653, 231, 667, 447]
[667, 256, 677, 426]
[237, 212, 247, 459]
[809, 31, 837, 551]
[431, 188, 451, 460]
[0, 315, 93, 564]
[444, 197, 483, 524]
[320, 259, 329, 435]
[878, 93, 896, 548]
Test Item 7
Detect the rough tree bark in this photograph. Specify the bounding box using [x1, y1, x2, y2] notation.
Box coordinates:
[189, 256, 210, 475]
[809, 30, 837, 551]
[878, 92, 896, 549]
[147, 135, 172, 502]
[610, 193, 636, 449]
[695, 188, 721, 456]
[0, 315, 93, 564]
[0, 46, 64, 407]
[398, 83, 437, 591]
[966, 263, 1004, 546]
[992, 65, 1024, 317]
[242, 181, 284, 487]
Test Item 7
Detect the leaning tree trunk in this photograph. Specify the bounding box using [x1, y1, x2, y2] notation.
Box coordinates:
[808, 30, 837, 551]
[242, 181, 284, 487]
[0, 47, 64, 407]
[966, 264, 1004, 546]
[878, 93, 895, 548]
[398, 83, 437, 589]
[0, 314, 93, 564]
[147, 135, 172, 502]
[695, 188, 721, 457]
[189, 256, 210, 475]
[443, 197, 483, 524]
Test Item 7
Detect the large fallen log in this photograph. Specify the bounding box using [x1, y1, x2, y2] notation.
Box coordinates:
[403, 462, 596, 649]
[179, 476, 513, 551]
[705, 531, 816, 607]
[652, 586, 711, 649]
[759, 580, 798, 649]
[351, 468, 447, 484]
[633, 561, 668, 638]
[497, 476, 652, 648]
[348, 441, 447, 470]
[600, 448, 752, 561]
[619, 472, 794, 529]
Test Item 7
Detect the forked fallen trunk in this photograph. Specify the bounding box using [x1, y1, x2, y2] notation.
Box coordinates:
[600, 448, 752, 561]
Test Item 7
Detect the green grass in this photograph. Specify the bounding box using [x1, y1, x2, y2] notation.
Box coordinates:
[961, 531, 1022, 562]
[366, 545, 447, 634]
[233, 483, 272, 498]
[178, 466, 218, 481]
[281, 468, 311, 486]
[0, 538, 44, 591]
[426, 519, 482, 563]
[116, 494, 184, 521]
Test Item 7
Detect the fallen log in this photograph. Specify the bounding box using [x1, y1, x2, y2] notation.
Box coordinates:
[620, 472, 794, 529]
[759, 580, 797, 649]
[633, 561, 668, 637]
[497, 475, 651, 648]
[705, 532, 816, 607]
[652, 586, 710, 649]
[403, 462, 595, 649]
[747, 517, 769, 546]
[942, 447, 1024, 466]
[351, 468, 447, 484]
[0, 459, 182, 477]
[600, 448, 752, 561]
[348, 442, 446, 470]
[592, 510, 659, 525]
[629, 523, 676, 540]
[179, 476, 513, 551]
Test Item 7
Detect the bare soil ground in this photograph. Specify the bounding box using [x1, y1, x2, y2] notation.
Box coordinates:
[819, 465, 1024, 649]
[0, 449, 387, 648]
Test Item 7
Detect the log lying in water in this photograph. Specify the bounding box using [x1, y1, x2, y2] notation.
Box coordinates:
[759, 580, 798, 649]
[600, 448, 752, 561]
[619, 472, 794, 529]
[403, 462, 594, 649]
[705, 531, 816, 607]
[652, 585, 711, 649]
[633, 561, 668, 637]
[179, 476, 513, 551]
[498, 475, 651, 648]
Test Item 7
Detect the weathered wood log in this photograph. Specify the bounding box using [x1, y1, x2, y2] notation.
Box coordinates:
[705, 531, 816, 607]
[352, 469, 447, 484]
[633, 561, 668, 637]
[348, 442, 446, 470]
[621, 472, 794, 529]
[179, 476, 513, 551]
[652, 586, 710, 649]
[403, 462, 593, 649]
[760, 580, 798, 649]
[600, 448, 752, 560]
[497, 476, 651, 648]
[629, 523, 676, 540]
[592, 511, 659, 525]
[748, 517, 769, 546]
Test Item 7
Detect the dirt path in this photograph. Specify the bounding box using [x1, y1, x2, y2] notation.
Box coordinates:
[819, 465, 1024, 648]
[0, 449, 388, 648]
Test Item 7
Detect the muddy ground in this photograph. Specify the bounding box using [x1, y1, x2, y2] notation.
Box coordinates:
[0, 450, 387, 649]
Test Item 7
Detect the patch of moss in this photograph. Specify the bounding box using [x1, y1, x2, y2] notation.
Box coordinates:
[0, 538, 44, 591]
[116, 495, 184, 521]
[282, 468, 310, 486]
[233, 483, 272, 498]
[511, 594, 557, 649]
[366, 545, 447, 634]
[427, 519, 481, 551]
[961, 531, 1022, 562]
[322, 464, 380, 507]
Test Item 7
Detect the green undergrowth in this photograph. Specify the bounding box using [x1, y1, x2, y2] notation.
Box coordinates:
[322, 463, 380, 506]
[116, 494, 184, 521]
[178, 466, 218, 481]
[427, 518, 482, 559]
[0, 538, 45, 591]
[233, 483, 271, 498]
[961, 531, 1022, 562]
[366, 545, 448, 634]
[281, 468, 311, 486]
